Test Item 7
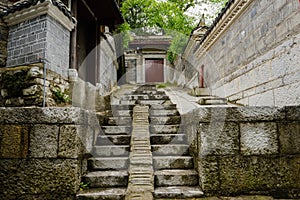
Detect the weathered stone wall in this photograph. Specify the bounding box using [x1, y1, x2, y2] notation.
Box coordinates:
[182, 106, 300, 198]
[125, 58, 137, 84]
[6, 15, 70, 77]
[0, 0, 8, 67]
[180, 0, 300, 107]
[0, 64, 71, 107]
[0, 107, 97, 199]
[98, 33, 118, 95]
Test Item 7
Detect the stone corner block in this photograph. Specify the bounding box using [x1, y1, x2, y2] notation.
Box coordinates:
[58, 125, 84, 158]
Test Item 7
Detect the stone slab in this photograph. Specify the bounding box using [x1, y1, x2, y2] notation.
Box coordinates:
[198, 122, 239, 156]
[30, 124, 59, 158]
[240, 122, 278, 155]
[0, 125, 29, 158]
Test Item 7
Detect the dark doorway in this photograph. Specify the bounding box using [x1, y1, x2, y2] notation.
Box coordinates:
[145, 59, 164, 83]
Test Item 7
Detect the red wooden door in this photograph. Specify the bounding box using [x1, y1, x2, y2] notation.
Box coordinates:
[145, 59, 164, 83]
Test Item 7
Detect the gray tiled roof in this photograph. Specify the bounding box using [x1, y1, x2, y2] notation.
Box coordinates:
[0, 0, 75, 23]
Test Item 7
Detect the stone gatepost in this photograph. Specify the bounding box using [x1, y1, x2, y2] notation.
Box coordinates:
[0, 0, 76, 107]
[4, 0, 75, 76]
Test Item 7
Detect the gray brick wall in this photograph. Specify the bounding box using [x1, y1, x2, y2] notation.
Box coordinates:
[6, 15, 70, 77]
[182, 0, 300, 107]
[0, 0, 8, 67]
[7, 15, 47, 66]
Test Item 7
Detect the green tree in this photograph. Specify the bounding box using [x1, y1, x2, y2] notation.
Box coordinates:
[120, 0, 228, 63]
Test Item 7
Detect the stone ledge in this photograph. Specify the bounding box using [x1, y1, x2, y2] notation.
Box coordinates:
[184, 106, 288, 123]
[0, 107, 89, 124]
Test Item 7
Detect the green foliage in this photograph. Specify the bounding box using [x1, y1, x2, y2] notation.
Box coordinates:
[80, 182, 90, 191]
[52, 88, 71, 104]
[156, 82, 177, 88]
[120, 0, 229, 61]
[1, 70, 29, 97]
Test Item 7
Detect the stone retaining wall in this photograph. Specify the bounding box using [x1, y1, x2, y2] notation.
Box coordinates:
[0, 107, 97, 199]
[182, 106, 300, 198]
[179, 0, 300, 107]
[0, 64, 71, 107]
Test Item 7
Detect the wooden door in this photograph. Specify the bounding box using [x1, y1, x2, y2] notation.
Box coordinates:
[145, 59, 164, 83]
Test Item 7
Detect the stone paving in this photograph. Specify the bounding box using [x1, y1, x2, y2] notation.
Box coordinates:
[125, 105, 154, 200]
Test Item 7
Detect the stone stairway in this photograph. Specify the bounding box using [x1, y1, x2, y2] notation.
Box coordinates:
[77, 105, 133, 200]
[77, 84, 204, 199]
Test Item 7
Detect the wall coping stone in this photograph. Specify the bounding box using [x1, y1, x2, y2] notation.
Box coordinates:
[193, 0, 255, 57]
[0, 107, 98, 125]
[182, 106, 300, 123]
[3, 0, 75, 31]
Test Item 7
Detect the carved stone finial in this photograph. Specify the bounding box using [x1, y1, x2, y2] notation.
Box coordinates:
[199, 14, 206, 27]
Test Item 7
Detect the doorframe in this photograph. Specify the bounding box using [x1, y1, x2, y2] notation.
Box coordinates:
[141, 55, 167, 83]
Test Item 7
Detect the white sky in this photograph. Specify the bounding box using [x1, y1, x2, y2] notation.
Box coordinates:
[155, 0, 224, 26]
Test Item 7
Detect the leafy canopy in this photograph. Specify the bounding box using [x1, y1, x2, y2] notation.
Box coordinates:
[119, 0, 228, 63]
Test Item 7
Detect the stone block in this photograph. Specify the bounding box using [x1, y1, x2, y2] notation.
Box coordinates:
[0, 158, 81, 197]
[0, 107, 86, 125]
[279, 122, 300, 154]
[29, 124, 59, 158]
[0, 125, 29, 158]
[285, 106, 300, 121]
[198, 122, 239, 156]
[218, 156, 279, 195]
[58, 125, 83, 158]
[276, 156, 300, 190]
[198, 156, 220, 194]
[240, 122, 278, 155]
[248, 90, 275, 107]
[274, 83, 300, 107]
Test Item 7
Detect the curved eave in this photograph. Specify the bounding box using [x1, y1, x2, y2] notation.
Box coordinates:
[85, 0, 124, 25]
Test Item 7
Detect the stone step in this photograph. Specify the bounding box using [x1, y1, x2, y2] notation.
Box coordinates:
[137, 100, 165, 105]
[96, 135, 131, 145]
[109, 110, 132, 117]
[88, 157, 129, 170]
[150, 104, 177, 110]
[92, 146, 130, 157]
[150, 116, 181, 125]
[122, 94, 169, 101]
[149, 109, 179, 116]
[151, 134, 186, 144]
[154, 169, 198, 187]
[198, 97, 228, 105]
[154, 186, 204, 199]
[107, 117, 132, 126]
[120, 100, 137, 105]
[152, 144, 189, 156]
[77, 188, 126, 200]
[153, 156, 193, 169]
[101, 126, 132, 135]
[82, 171, 128, 188]
[111, 104, 135, 110]
[150, 125, 180, 134]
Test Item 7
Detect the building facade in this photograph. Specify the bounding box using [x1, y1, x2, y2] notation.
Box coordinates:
[125, 35, 171, 84]
[0, 0, 124, 107]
